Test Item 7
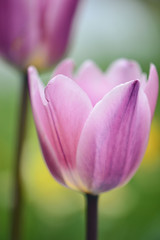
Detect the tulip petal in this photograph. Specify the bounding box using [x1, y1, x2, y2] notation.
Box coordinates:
[52, 58, 74, 78]
[106, 59, 142, 87]
[28, 66, 65, 185]
[0, 0, 39, 67]
[76, 61, 109, 105]
[144, 64, 159, 118]
[77, 80, 151, 194]
[44, 0, 80, 63]
[45, 75, 92, 185]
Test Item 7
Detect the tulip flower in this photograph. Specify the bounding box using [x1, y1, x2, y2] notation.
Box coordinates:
[28, 58, 159, 194]
[0, 0, 80, 69]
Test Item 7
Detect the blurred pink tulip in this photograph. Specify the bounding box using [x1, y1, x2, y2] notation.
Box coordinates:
[0, 0, 80, 69]
[28, 59, 159, 194]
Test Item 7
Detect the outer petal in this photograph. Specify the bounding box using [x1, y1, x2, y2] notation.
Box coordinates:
[43, 0, 80, 64]
[144, 64, 159, 118]
[28, 66, 66, 185]
[45, 75, 92, 187]
[106, 59, 142, 88]
[0, 0, 38, 67]
[52, 58, 74, 78]
[76, 61, 109, 105]
[77, 80, 151, 194]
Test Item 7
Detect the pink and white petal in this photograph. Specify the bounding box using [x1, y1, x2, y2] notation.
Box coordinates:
[144, 64, 159, 118]
[76, 61, 109, 105]
[106, 59, 142, 88]
[28, 66, 65, 185]
[52, 58, 75, 78]
[140, 73, 147, 88]
[45, 75, 92, 184]
[76, 80, 151, 194]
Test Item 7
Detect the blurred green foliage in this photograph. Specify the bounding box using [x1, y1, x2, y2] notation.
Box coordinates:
[0, 0, 160, 239]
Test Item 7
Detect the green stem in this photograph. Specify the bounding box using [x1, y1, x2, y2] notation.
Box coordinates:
[11, 70, 28, 240]
[86, 194, 99, 240]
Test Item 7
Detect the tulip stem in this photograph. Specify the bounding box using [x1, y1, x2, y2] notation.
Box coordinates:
[11, 70, 28, 240]
[86, 194, 99, 240]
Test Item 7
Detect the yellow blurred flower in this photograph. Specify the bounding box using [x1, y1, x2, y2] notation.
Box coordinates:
[142, 118, 160, 166]
[21, 132, 83, 216]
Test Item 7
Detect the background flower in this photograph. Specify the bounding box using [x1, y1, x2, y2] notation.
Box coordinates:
[0, 0, 80, 69]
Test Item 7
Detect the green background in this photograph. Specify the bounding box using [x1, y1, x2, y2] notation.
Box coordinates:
[0, 0, 160, 239]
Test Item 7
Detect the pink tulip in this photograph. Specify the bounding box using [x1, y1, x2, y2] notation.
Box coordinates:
[28, 59, 159, 194]
[0, 0, 80, 69]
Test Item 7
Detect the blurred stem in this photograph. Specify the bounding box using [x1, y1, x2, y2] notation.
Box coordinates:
[11, 70, 28, 240]
[86, 194, 99, 240]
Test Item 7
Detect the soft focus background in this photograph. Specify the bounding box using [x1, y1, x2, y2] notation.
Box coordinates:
[0, 0, 160, 239]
